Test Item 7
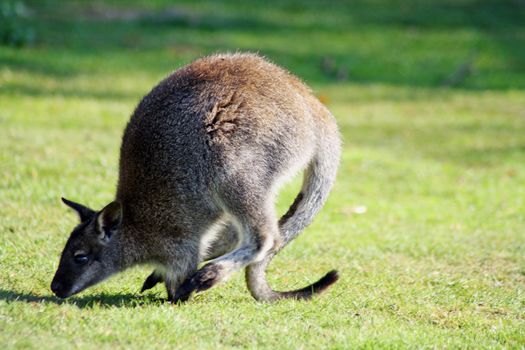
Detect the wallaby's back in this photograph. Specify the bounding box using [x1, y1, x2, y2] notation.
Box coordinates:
[118, 53, 335, 218]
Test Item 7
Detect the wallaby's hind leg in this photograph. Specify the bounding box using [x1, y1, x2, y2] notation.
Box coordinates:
[201, 222, 239, 261]
[176, 201, 279, 301]
[245, 120, 341, 302]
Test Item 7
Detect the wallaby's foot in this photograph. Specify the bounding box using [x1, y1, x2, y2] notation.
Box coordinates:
[173, 263, 223, 301]
[140, 270, 164, 293]
[191, 263, 223, 292]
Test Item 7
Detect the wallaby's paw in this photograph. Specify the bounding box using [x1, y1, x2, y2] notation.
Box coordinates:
[167, 293, 190, 304]
[140, 270, 164, 293]
[171, 280, 194, 303]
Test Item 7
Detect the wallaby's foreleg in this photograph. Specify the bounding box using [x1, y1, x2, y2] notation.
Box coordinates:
[141, 222, 239, 300]
[140, 269, 164, 293]
[140, 265, 197, 302]
[166, 267, 197, 303]
[161, 248, 200, 303]
[176, 206, 278, 300]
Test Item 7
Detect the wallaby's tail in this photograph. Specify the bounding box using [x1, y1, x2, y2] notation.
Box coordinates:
[246, 121, 341, 302]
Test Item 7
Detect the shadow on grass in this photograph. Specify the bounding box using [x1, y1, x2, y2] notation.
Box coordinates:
[0, 288, 165, 308]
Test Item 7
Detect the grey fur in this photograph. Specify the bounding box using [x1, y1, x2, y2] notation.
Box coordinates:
[51, 53, 341, 303]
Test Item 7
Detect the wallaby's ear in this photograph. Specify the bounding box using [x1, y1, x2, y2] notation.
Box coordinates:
[96, 201, 122, 242]
[61, 197, 96, 222]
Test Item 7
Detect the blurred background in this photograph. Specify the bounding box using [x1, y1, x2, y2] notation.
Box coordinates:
[1, 0, 524, 88]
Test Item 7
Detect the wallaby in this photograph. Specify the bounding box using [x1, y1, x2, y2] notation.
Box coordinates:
[51, 53, 341, 303]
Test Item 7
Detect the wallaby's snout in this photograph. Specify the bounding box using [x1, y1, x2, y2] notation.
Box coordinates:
[50, 273, 72, 298]
[51, 258, 91, 299]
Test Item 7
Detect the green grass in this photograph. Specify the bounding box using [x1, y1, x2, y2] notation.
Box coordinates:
[1, 0, 525, 349]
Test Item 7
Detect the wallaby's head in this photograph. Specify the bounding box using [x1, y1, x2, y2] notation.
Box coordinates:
[51, 198, 123, 298]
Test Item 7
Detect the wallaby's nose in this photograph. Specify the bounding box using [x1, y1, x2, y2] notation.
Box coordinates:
[51, 280, 62, 296]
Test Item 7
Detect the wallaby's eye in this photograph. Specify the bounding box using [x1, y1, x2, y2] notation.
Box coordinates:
[73, 253, 89, 265]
